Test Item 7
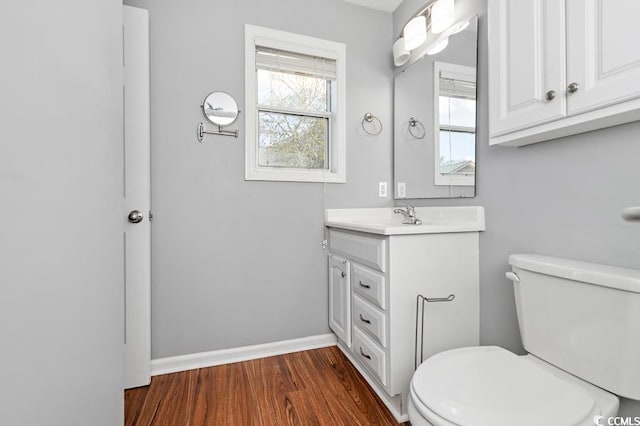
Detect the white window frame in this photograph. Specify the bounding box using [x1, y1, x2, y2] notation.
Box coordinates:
[245, 24, 346, 183]
[433, 61, 476, 187]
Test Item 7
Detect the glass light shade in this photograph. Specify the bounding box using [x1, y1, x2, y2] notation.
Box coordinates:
[403, 15, 427, 50]
[431, 0, 455, 34]
[393, 38, 411, 67]
[426, 37, 449, 55]
[449, 19, 470, 35]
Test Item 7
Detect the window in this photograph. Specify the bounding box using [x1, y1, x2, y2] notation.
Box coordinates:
[433, 62, 476, 186]
[245, 25, 346, 182]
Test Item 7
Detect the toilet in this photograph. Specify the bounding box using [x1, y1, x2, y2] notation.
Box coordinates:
[408, 254, 640, 426]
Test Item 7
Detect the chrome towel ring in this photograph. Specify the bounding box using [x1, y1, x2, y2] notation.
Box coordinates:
[362, 112, 383, 135]
[408, 117, 426, 139]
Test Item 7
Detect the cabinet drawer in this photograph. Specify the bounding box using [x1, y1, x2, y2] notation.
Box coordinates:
[352, 327, 387, 386]
[353, 295, 387, 347]
[329, 229, 386, 272]
[352, 263, 386, 309]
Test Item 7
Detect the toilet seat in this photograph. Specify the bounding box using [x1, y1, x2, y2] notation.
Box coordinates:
[410, 346, 601, 426]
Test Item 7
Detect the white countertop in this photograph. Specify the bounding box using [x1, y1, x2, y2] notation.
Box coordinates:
[324, 206, 485, 235]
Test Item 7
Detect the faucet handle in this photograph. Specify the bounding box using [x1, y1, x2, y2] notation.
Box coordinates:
[405, 204, 415, 214]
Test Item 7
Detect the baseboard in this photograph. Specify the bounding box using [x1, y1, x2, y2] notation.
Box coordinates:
[151, 333, 337, 376]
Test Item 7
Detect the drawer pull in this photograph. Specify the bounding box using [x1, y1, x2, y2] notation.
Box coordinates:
[359, 280, 371, 289]
[359, 314, 371, 324]
[359, 347, 372, 360]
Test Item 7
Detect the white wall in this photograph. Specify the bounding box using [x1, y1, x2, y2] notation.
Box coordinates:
[123, 0, 394, 359]
[0, 1, 124, 425]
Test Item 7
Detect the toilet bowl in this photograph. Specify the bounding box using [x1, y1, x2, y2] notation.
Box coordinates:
[408, 346, 618, 426]
[409, 254, 640, 425]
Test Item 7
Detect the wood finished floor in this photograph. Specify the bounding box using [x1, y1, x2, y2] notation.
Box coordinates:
[125, 346, 407, 425]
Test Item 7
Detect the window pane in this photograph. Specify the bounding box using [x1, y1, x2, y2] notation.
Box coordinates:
[258, 111, 328, 169]
[439, 131, 475, 176]
[439, 96, 476, 127]
[258, 69, 329, 112]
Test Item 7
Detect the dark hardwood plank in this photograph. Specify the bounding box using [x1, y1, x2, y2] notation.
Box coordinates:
[124, 385, 149, 426]
[243, 355, 303, 425]
[192, 363, 256, 426]
[125, 346, 405, 426]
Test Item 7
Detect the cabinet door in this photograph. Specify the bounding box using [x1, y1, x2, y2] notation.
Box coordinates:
[489, 0, 567, 137]
[329, 255, 351, 347]
[566, 0, 640, 115]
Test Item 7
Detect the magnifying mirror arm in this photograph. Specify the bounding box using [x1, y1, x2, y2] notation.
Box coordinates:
[197, 121, 239, 142]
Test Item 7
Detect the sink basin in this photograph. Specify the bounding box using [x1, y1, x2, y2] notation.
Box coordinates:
[324, 206, 485, 235]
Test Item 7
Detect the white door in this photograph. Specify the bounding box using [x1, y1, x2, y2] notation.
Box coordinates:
[488, 0, 567, 136]
[566, 0, 640, 115]
[329, 255, 351, 347]
[123, 5, 151, 389]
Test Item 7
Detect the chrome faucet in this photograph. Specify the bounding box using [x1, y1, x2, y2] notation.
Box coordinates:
[393, 204, 422, 225]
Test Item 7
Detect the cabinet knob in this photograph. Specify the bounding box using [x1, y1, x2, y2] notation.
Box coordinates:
[341, 271, 345, 278]
[567, 82, 580, 94]
[545, 90, 556, 101]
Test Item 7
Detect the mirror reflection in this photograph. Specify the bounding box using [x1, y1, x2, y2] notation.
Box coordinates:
[202, 91, 239, 127]
[394, 16, 478, 199]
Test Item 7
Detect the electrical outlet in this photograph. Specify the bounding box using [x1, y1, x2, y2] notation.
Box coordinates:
[397, 182, 406, 198]
[379, 182, 388, 197]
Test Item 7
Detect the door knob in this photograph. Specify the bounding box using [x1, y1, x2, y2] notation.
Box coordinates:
[567, 82, 580, 94]
[128, 210, 144, 223]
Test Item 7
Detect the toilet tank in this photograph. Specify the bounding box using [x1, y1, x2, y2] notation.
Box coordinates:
[508, 254, 640, 401]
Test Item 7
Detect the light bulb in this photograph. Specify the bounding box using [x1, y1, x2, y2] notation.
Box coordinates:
[403, 15, 427, 51]
[450, 19, 470, 35]
[426, 37, 449, 55]
[431, 0, 454, 34]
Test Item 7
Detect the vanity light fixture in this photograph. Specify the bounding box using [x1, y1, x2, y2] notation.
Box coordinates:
[449, 18, 469, 35]
[403, 15, 427, 50]
[426, 36, 449, 55]
[393, 38, 411, 66]
[431, 0, 455, 34]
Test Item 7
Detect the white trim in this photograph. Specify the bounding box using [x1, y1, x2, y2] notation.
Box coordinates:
[433, 61, 476, 187]
[489, 96, 640, 146]
[244, 24, 346, 183]
[151, 333, 337, 376]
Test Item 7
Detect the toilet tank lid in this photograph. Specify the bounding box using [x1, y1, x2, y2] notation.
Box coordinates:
[509, 254, 640, 293]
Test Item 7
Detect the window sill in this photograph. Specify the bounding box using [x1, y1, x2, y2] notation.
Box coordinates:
[245, 167, 345, 183]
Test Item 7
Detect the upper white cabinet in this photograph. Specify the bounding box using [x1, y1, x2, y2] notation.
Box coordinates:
[566, 0, 640, 115]
[489, 0, 640, 146]
[489, 0, 567, 137]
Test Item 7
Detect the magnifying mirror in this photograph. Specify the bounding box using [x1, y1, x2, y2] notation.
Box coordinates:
[201, 91, 239, 127]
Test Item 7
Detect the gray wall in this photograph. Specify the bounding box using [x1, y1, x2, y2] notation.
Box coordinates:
[123, 0, 394, 358]
[395, 0, 640, 415]
[0, 1, 124, 424]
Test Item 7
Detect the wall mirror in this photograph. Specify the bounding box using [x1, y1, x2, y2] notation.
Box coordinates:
[202, 91, 240, 127]
[394, 15, 478, 199]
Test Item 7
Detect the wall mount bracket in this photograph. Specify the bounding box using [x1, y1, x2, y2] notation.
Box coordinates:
[197, 121, 239, 142]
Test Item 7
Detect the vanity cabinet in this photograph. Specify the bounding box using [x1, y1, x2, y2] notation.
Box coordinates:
[327, 228, 479, 420]
[489, 0, 640, 146]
